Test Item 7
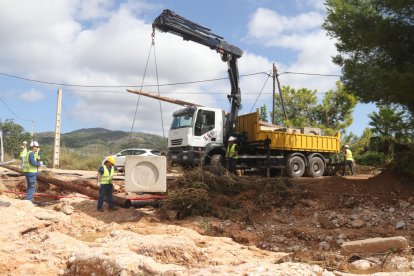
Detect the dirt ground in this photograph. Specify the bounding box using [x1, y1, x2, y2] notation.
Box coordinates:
[1, 165, 413, 274]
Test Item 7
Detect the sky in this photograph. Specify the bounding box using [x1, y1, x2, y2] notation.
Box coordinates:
[0, 0, 376, 138]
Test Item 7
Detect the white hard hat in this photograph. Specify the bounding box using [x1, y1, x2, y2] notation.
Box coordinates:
[344, 145, 349, 148]
[23, 141, 27, 144]
[30, 141, 39, 147]
[228, 136, 236, 142]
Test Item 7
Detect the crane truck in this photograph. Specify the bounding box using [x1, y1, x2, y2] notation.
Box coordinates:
[128, 9, 340, 177]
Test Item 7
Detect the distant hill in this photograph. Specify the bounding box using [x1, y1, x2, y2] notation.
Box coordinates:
[36, 128, 166, 157]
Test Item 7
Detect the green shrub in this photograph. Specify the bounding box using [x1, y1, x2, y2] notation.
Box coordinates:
[394, 145, 414, 178]
[355, 151, 386, 166]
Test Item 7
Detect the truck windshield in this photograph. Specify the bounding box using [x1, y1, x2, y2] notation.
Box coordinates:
[170, 109, 195, 130]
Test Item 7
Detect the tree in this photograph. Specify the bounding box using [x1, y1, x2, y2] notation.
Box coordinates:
[0, 119, 32, 158]
[368, 105, 405, 157]
[273, 86, 318, 127]
[273, 83, 357, 135]
[323, 0, 414, 113]
[315, 82, 358, 135]
[259, 104, 268, 122]
[323, 0, 414, 115]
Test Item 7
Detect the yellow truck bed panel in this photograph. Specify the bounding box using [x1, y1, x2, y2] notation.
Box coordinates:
[235, 111, 340, 153]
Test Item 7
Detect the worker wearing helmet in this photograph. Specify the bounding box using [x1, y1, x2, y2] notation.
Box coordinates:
[97, 156, 117, 212]
[22, 141, 42, 201]
[20, 141, 28, 169]
[342, 145, 355, 176]
[226, 136, 238, 175]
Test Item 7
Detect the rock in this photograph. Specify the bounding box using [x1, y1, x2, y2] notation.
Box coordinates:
[336, 239, 345, 245]
[0, 198, 12, 207]
[350, 219, 364, 228]
[395, 220, 405, 229]
[399, 200, 410, 209]
[409, 212, 414, 220]
[35, 212, 60, 223]
[389, 207, 395, 213]
[54, 202, 63, 211]
[350, 214, 359, 220]
[317, 215, 335, 229]
[62, 205, 74, 215]
[319, 241, 330, 251]
[341, 236, 409, 255]
[350, 259, 375, 271]
[325, 236, 333, 242]
[383, 256, 411, 270]
[328, 211, 337, 219]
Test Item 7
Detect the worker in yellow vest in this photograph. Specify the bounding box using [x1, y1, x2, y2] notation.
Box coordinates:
[342, 145, 355, 176]
[20, 141, 28, 169]
[226, 136, 238, 175]
[23, 141, 42, 201]
[97, 156, 117, 212]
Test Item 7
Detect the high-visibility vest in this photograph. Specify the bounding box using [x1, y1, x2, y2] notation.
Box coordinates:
[227, 143, 238, 159]
[345, 149, 354, 161]
[99, 165, 114, 185]
[23, 151, 38, 173]
[20, 148, 27, 158]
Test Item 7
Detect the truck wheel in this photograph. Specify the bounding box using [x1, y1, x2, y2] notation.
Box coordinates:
[286, 156, 305, 178]
[307, 156, 325, 177]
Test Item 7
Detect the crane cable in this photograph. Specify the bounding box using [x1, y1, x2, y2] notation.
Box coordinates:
[249, 74, 270, 113]
[151, 28, 167, 152]
[128, 31, 156, 143]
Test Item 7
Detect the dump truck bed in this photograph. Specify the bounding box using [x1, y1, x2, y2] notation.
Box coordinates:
[235, 111, 340, 153]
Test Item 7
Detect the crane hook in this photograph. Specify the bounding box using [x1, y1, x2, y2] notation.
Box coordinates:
[151, 27, 156, 45]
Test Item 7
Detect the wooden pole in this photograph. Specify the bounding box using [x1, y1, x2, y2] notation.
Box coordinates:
[53, 88, 62, 168]
[0, 164, 132, 208]
[274, 65, 288, 122]
[272, 64, 276, 125]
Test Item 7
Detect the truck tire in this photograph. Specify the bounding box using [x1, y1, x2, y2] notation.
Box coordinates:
[286, 156, 305, 178]
[306, 156, 325, 177]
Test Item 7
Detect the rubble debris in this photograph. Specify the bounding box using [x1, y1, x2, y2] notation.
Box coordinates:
[340, 236, 409, 255]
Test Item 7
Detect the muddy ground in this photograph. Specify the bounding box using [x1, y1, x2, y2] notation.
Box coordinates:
[1, 165, 413, 274]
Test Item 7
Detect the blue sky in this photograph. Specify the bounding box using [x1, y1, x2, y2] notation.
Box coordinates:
[0, 0, 375, 137]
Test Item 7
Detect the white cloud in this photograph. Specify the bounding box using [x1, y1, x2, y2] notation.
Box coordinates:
[247, 7, 340, 93]
[0, 1, 342, 135]
[21, 89, 44, 102]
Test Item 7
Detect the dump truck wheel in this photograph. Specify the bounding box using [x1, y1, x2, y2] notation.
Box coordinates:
[307, 156, 325, 177]
[286, 156, 305, 178]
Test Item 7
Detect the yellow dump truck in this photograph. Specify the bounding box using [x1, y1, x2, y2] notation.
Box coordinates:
[232, 110, 341, 177]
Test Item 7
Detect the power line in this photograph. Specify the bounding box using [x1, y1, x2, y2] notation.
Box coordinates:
[0, 71, 340, 90]
[0, 96, 33, 122]
[0, 71, 269, 88]
[280, 71, 341, 77]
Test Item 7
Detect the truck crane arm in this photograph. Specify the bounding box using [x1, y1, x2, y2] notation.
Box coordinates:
[152, 9, 243, 136]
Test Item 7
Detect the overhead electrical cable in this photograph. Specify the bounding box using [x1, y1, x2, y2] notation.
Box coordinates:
[0, 71, 269, 88]
[0, 96, 33, 122]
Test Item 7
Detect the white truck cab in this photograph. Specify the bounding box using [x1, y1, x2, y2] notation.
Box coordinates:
[168, 106, 225, 165]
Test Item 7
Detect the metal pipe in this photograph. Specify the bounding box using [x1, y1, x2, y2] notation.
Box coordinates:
[0, 164, 131, 208]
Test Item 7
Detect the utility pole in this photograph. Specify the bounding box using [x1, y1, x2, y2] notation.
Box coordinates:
[53, 88, 62, 168]
[0, 130, 3, 163]
[272, 63, 276, 124]
[274, 64, 288, 122]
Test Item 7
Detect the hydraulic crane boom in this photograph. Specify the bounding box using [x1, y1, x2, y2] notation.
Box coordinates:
[152, 9, 243, 136]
